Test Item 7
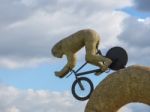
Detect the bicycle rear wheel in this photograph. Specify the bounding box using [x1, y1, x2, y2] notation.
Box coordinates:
[71, 77, 94, 101]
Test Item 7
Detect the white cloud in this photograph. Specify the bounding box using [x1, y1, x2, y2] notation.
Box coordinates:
[0, 84, 86, 112]
[0, 0, 150, 68]
[1, 0, 150, 68]
[117, 17, 150, 66]
[0, 58, 49, 69]
[0, 84, 150, 112]
[118, 103, 150, 112]
[5, 106, 20, 112]
[118, 106, 133, 112]
[0, 0, 132, 68]
[20, 0, 37, 7]
[132, 0, 150, 12]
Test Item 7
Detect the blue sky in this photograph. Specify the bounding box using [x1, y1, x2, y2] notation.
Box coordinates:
[121, 7, 150, 19]
[0, 61, 109, 91]
[0, 0, 150, 112]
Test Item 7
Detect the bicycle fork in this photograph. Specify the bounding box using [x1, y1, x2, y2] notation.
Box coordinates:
[70, 70, 85, 90]
[77, 79, 84, 90]
[74, 75, 84, 91]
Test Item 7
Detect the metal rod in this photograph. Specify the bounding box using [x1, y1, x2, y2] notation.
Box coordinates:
[75, 62, 88, 73]
[76, 69, 102, 76]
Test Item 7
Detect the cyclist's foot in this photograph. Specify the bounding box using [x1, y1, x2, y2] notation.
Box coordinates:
[98, 59, 112, 72]
[55, 72, 64, 78]
[95, 70, 103, 76]
[94, 62, 103, 76]
[104, 58, 112, 68]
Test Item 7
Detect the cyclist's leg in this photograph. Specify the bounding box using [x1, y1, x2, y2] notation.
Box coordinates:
[85, 40, 112, 71]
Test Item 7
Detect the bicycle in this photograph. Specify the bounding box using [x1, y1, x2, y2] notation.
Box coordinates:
[66, 46, 128, 101]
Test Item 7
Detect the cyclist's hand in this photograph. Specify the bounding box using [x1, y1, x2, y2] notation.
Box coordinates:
[55, 71, 64, 78]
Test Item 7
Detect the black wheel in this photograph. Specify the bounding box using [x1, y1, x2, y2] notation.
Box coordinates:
[106, 46, 128, 70]
[71, 77, 94, 101]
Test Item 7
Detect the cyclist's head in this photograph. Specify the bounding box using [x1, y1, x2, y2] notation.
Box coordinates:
[51, 41, 63, 58]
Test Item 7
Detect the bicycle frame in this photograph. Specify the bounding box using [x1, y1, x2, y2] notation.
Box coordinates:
[67, 62, 102, 79]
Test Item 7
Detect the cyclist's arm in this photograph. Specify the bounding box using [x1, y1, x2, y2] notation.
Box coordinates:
[59, 53, 77, 77]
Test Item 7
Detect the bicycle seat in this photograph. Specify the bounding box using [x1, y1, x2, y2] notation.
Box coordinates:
[105, 47, 128, 70]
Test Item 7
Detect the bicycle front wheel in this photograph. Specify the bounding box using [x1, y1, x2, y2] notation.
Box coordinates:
[71, 77, 94, 101]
